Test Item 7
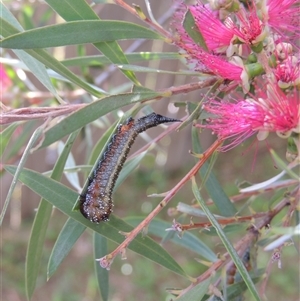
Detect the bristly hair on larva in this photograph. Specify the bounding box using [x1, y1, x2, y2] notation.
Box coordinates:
[79, 112, 181, 223]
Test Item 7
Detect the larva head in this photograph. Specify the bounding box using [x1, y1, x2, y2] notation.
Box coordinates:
[79, 194, 113, 223]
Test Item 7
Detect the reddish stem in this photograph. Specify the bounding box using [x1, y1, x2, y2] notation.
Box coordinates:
[179, 212, 267, 231]
[97, 139, 224, 267]
[178, 186, 299, 297]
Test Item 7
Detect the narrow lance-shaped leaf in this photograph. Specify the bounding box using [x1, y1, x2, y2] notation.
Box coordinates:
[175, 278, 211, 301]
[88, 122, 118, 166]
[226, 270, 264, 300]
[45, 0, 140, 85]
[25, 130, 79, 300]
[0, 20, 163, 49]
[57, 141, 81, 191]
[26, 200, 53, 300]
[191, 177, 261, 301]
[5, 166, 187, 278]
[126, 217, 218, 262]
[183, 10, 208, 51]
[48, 111, 149, 280]
[94, 233, 109, 301]
[45, 0, 99, 21]
[0, 123, 19, 158]
[117, 64, 201, 75]
[0, 126, 44, 225]
[61, 52, 182, 67]
[191, 127, 236, 216]
[4, 121, 36, 162]
[48, 151, 147, 281]
[39, 89, 161, 149]
[0, 17, 104, 97]
[47, 218, 86, 279]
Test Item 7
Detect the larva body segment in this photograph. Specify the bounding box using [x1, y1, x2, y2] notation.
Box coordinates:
[79, 112, 181, 223]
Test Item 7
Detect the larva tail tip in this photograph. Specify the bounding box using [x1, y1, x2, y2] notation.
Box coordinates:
[154, 113, 182, 124]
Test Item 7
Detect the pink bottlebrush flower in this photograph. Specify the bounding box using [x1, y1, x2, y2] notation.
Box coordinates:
[199, 86, 300, 150]
[224, 4, 266, 46]
[172, 2, 267, 91]
[174, 30, 245, 81]
[173, 4, 199, 52]
[264, 0, 300, 40]
[272, 43, 300, 89]
[0, 64, 12, 92]
[274, 42, 293, 60]
[189, 4, 234, 53]
[172, 4, 245, 82]
[175, 34, 252, 91]
[182, 1, 265, 52]
[192, 49, 245, 81]
[274, 55, 300, 89]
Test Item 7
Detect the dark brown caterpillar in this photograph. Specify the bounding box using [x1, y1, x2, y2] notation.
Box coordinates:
[79, 112, 181, 223]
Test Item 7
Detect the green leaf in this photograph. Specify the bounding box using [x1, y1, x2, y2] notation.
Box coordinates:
[287, 136, 298, 159]
[191, 177, 261, 301]
[117, 64, 201, 75]
[176, 202, 224, 219]
[45, 0, 140, 85]
[115, 152, 147, 189]
[176, 278, 211, 301]
[14, 50, 64, 102]
[269, 225, 300, 236]
[39, 89, 161, 148]
[203, 224, 246, 236]
[126, 217, 217, 262]
[0, 17, 104, 97]
[0, 123, 19, 158]
[183, 10, 208, 51]
[25, 200, 53, 300]
[95, 41, 140, 85]
[0, 126, 44, 226]
[25, 48, 105, 97]
[3, 121, 36, 162]
[25, 130, 79, 300]
[226, 270, 264, 299]
[45, 0, 99, 21]
[47, 150, 146, 280]
[88, 123, 117, 166]
[0, 1, 24, 31]
[47, 218, 86, 279]
[191, 127, 236, 217]
[57, 141, 81, 190]
[5, 166, 187, 277]
[270, 149, 299, 180]
[0, 20, 163, 49]
[94, 233, 109, 301]
[62, 52, 182, 67]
